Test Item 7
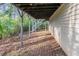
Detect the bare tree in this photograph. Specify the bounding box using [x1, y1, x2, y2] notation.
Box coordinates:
[17, 9, 24, 48]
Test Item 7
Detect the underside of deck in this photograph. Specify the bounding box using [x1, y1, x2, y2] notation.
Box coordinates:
[13, 3, 61, 20]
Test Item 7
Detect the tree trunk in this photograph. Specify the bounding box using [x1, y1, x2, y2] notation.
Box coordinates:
[17, 9, 24, 48]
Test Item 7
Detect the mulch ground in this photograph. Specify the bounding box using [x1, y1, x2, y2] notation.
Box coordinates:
[0, 31, 66, 56]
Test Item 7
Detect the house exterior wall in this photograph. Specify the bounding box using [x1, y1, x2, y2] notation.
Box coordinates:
[49, 3, 79, 56]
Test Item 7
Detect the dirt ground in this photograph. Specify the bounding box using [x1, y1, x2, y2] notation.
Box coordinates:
[0, 31, 66, 56]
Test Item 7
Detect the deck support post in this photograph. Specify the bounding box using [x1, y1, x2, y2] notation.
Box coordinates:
[35, 20, 37, 32]
[45, 22, 46, 31]
[28, 15, 31, 38]
[32, 20, 33, 32]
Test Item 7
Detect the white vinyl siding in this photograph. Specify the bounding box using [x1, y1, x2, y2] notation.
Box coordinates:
[49, 3, 79, 56]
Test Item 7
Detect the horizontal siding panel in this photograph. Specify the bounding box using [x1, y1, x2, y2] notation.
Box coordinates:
[49, 4, 79, 56]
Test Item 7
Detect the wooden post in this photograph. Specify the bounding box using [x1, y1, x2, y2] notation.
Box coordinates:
[20, 13, 23, 47]
[28, 15, 31, 37]
[32, 20, 34, 32]
[33, 20, 36, 32]
[37, 19, 39, 31]
[47, 21, 49, 30]
[45, 22, 47, 31]
[27, 15, 31, 38]
[35, 20, 37, 32]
